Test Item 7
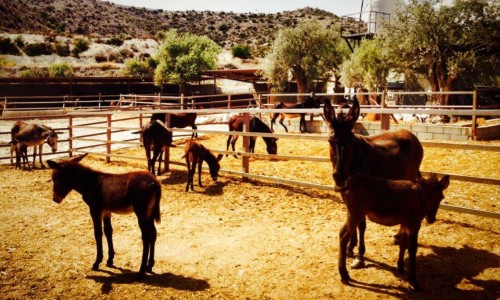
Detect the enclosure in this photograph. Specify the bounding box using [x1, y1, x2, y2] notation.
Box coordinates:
[0, 95, 499, 299]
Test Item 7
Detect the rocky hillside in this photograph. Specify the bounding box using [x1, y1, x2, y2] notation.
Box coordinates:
[0, 0, 342, 53]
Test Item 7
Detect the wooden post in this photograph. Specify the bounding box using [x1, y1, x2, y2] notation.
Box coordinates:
[180, 94, 184, 110]
[472, 90, 477, 140]
[106, 114, 111, 163]
[68, 116, 73, 158]
[163, 113, 171, 172]
[380, 91, 390, 131]
[227, 94, 232, 109]
[242, 113, 250, 177]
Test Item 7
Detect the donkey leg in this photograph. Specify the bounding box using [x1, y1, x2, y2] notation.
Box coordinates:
[338, 223, 352, 283]
[103, 216, 115, 267]
[347, 232, 357, 257]
[231, 136, 239, 158]
[351, 218, 367, 269]
[226, 135, 232, 156]
[137, 218, 151, 275]
[146, 221, 157, 273]
[408, 231, 422, 291]
[192, 125, 198, 138]
[90, 212, 104, 270]
[31, 146, 37, 168]
[157, 150, 163, 176]
[279, 117, 288, 133]
[397, 233, 408, 274]
[38, 144, 45, 168]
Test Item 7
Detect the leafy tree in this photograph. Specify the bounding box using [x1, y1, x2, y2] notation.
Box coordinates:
[380, 0, 500, 105]
[124, 58, 148, 77]
[49, 62, 74, 77]
[154, 30, 220, 94]
[264, 20, 348, 100]
[232, 45, 252, 59]
[339, 38, 390, 91]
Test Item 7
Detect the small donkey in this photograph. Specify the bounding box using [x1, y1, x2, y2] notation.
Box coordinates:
[182, 141, 223, 192]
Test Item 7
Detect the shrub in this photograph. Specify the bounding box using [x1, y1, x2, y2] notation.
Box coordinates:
[0, 37, 20, 55]
[24, 42, 54, 56]
[54, 42, 70, 56]
[71, 38, 89, 57]
[14, 36, 25, 48]
[232, 45, 252, 59]
[18, 68, 49, 78]
[106, 35, 124, 46]
[124, 58, 147, 76]
[94, 52, 107, 63]
[49, 62, 74, 77]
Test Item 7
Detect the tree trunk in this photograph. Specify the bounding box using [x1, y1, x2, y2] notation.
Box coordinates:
[293, 67, 307, 102]
[428, 62, 440, 104]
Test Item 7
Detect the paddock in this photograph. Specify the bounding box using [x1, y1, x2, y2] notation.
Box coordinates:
[0, 94, 499, 299]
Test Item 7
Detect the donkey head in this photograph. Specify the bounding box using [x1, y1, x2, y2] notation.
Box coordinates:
[44, 129, 59, 153]
[323, 99, 360, 188]
[418, 174, 450, 224]
[47, 154, 88, 203]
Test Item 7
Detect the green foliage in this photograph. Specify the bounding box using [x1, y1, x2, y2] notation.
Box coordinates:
[379, 0, 500, 97]
[232, 45, 252, 59]
[154, 30, 221, 93]
[71, 38, 89, 57]
[339, 38, 390, 90]
[0, 37, 20, 55]
[49, 62, 74, 77]
[54, 42, 70, 57]
[24, 42, 53, 56]
[264, 20, 348, 93]
[124, 58, 148, 77]
[18, 68, 49, 78]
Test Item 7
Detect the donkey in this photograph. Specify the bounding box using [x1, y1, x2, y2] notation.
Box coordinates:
[141, 119, 176, 175]
[11, 140, 30, 170]
[226, 115, 278, 158]
[151, 112, 198, 138]
[337, 173, 450, 291]
[10, 121, 59, 168]
[47, 154, 162, 276]
[182, 141, 223, 192]
[324, 99, 424, 268]
[270, 97, 321, 133]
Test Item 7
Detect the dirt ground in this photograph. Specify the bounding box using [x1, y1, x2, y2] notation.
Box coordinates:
[0, 134, 498, 300]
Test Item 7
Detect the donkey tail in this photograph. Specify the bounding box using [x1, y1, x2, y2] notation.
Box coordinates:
[151, 181, 161, 224]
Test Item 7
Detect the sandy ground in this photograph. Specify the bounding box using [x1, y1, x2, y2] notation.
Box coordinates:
[0, 130, 499, 299]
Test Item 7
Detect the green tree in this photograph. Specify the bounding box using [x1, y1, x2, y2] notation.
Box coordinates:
[49, 62, 74, 77]
[124, 58, 148, 77]
[232, 45, 252, 59]
[380, 0, 500, 105]
[154, 30, 220, 94]
[339, 38, 390, 91]
[264, 20, 348, 100]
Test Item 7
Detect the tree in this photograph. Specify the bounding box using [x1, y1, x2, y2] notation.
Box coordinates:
[380, 0, 500, 105]
[124, 58, 148, 77]
[339, 38, 391, 92]
[264, 20, 348, 101]
[154, 30, 220, 95]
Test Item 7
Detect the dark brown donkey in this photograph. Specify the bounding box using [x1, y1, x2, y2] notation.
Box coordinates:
[10, 121, 59, 168]
[141, 119, 176, 175]
[226, 115, 278, 158]
[270, 97, 321, 133]
[337, 173, 450, 291]
[151, 112, 198, 138]
[182, 141, 223, 192]
[323, 99, 424, 267]
[47, 154, 162, 276]
[11, 140, 30, 170]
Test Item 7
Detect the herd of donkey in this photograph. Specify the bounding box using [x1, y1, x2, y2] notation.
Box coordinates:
[7, 97, 450, 291]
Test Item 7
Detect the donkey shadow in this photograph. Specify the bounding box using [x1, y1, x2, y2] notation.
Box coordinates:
[87, 266, 210, 294]
[349, 244, 499, 299]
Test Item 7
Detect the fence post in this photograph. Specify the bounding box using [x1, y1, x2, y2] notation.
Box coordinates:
[163, 113, 171, 172]
[106, 114, 111, 163]
[98, 93, 101, 109]
[380, 91, 390, 131]
[242, 113, 250, 177]
[180, 94, 184, 110]
[472, 90, 478, 140]
[227, 94, 232, 109]
[68, 115, 73, 158]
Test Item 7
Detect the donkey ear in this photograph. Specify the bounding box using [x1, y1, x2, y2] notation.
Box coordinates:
[217, 154, 223, 162]
[47, 160, 62, 170]
[440, 175, 450, 190]
[71, 153, 88, 163]
[346, 98, 360, 127]
[323, 99, 336, 126]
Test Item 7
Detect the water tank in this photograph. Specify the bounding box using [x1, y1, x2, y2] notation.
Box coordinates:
[366, 0, 399, 33]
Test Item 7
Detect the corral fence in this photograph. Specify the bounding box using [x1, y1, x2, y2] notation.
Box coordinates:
[0, 92, 499, 220]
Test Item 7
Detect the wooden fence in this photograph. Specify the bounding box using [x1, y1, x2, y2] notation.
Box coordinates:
[0, 93, 499, 220]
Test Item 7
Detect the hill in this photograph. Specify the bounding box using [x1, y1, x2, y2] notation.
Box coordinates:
[0, 0, 341, 54]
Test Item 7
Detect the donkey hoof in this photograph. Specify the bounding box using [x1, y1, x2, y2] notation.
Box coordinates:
[351, 257, 366, 269]
[106, 260, 114, 268]
[92, 263, 100, 270]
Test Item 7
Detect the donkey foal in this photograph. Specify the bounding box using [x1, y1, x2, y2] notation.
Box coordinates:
[182, 141, 223, 192]
[338, 174, 450, 291]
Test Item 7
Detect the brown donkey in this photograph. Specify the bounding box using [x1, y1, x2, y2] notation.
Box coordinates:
[47, 154, 162, 276]
[182, 141, 223, 192]
[11, 140, 30, 170]
[11, 121, 59, 168]
[337, 173, 450, 291]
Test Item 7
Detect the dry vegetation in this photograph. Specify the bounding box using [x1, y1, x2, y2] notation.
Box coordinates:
[0, 133, 498, 299]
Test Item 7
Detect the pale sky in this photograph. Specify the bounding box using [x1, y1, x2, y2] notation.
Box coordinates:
[106, 0, 369, 17]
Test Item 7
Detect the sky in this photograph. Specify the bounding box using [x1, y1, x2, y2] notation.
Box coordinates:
[106, 0, 369, 17]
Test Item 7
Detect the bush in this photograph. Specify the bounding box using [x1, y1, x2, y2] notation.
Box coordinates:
[49, 62, 74, 77]
[94, 52, 107, 63]
[24, 42, 54, 56]
[0, 37, 20, 55]
[71, 38, 89, 57]
[54, 42, 70, 56]
[124, 58, 148, 76]
[232, 45, 252, 59]
[18, 68, 49, 78]
[106, 35, 124, 46]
